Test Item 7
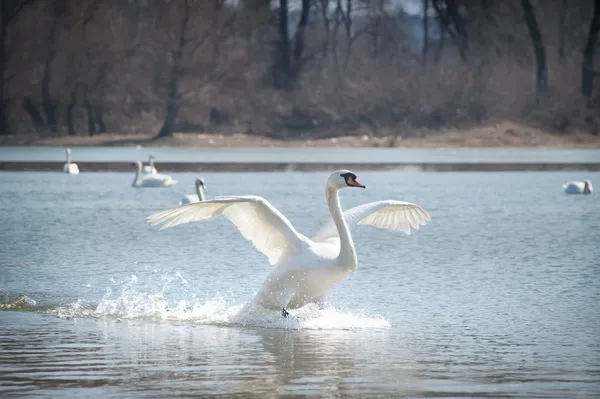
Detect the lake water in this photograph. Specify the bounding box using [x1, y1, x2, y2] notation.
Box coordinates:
[1, 170, 599, 398]
[1, 146, 600, 164]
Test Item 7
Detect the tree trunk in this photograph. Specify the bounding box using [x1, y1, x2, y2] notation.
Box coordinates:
[582, 0, 600, 105]
[156, 1, 189, 139]
[293, 0, 310, 63]
[422, 0, 429, 64]
[83, 88, 96, 135]
[274, 0, 291, 89]
[41, 55, 57, 132]
[1, 0, 36, 135]
[445, 0, 467, 61]
[558, 0, 566, 63]
[158, 101, 180, 138]
[521, 0, 547, 98]
[317, 0, 330, 68]
[432, 0, 447, 64]
[24, 97, 44, 126]
[0, 0, 8, 134]
[95, 106, 106, 133]
[65, 86, 78, 136]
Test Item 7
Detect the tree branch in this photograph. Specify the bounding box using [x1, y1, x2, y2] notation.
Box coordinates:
[6, 0, 35, 24]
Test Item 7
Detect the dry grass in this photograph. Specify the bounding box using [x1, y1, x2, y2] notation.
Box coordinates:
[2, 121, 599, 148]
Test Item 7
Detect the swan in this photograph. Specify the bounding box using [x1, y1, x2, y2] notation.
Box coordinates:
[131, 161, 178, 187]
[142, 154, 158, 175]
[179, 178, 206, 205]
[148, 170, 431, 317]
[563, 180, 593, 194]
[63, 148, 79, 175]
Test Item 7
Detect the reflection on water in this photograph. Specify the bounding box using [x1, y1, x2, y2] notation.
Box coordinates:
[1, 170, 599, 397]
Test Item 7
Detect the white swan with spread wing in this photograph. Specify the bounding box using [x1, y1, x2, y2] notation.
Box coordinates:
[147, 170, 430, 317]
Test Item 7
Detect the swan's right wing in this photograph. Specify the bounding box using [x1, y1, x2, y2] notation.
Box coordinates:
[148, 196, 307, 265]
[313, 200, 431, 242]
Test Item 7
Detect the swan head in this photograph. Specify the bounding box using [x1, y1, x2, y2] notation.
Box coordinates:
[196, 178, 205, 189]
[148, 153, 156, 160]
[327, 170, 366, 189]
[132, 161, 142, 168]
[66, 148, 71, 155]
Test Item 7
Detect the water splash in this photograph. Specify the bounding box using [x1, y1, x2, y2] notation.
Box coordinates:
[12, 271, 390, 330]
[0, 294, 38, 311]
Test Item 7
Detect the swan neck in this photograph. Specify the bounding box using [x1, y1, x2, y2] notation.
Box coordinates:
[197, 185, 205, 201]
[326, 185, 357, 268]
[132, 163, 141, 186]
[66, 151, 71, 165]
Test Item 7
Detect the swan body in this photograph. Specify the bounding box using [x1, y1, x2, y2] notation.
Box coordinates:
[63, 148, 79, 175]
[142, 154, 158, 175]
[563, 180, 592, 194]
[132, 161, 177, 187]
[179, 178, 206, 205]
[148, 170, 430, 316]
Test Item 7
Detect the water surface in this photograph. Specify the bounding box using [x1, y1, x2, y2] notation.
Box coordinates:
[1, 170, 599, 398]
[1, 146, 599, 164]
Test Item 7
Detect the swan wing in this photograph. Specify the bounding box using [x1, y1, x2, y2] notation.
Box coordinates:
[148, 195, 307, 265]
[313, 200, 431, 242]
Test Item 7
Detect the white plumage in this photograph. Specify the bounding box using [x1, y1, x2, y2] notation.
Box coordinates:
[131, 161, 177, 187]
[62, 148, 79, 175]
[148, 170, 430, 315]
[179, 178, 206, 205]
[563, 180, 593, 195]
[142, 154, 158, 175]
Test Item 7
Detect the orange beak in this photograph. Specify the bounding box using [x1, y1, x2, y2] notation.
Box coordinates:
[347, 177, 366, 188]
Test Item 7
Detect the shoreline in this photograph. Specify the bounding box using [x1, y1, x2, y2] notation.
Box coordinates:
[2, 161, 599, 172]
[1, 122, 600, 148]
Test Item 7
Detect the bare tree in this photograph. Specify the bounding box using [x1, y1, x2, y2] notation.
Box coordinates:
[422, 0, 429, 64]
[521, 0, 547, 98]
[273, 0, 311, 89]
[156, 0, 192, 138]
[558, 0, 567, 63]
[582, 0, 600, 105]
[0, 0, 35, 134]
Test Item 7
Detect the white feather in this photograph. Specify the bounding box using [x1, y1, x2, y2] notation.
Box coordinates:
[149, 196, 308, 265]
[313, 200, 431, 241]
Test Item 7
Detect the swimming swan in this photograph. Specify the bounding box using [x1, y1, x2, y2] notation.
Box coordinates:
[147, 170, 431, 317]
[63, 148, 79, 175]
[179, 178, 206, 205]
[563, 180, 593, 194]
[131, 161, 177, 187]
[142, 154, 158, 175]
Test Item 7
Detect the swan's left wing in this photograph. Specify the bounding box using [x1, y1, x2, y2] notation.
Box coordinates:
[148, 195, 307, 265]
[313, 200, 431, 242]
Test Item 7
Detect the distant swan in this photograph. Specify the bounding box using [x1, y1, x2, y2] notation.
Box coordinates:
[563, 180, 592, 195]
[131, 161, 177, 187]
[179, 178, 206, 205]
[63, 148, 79, 175]
[142, 154, 158, 175]
[148, 170, 430, 317]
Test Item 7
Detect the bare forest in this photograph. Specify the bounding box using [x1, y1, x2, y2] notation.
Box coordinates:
[1, 0, 599, 142]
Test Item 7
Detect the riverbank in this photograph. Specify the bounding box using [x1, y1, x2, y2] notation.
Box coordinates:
[2, 122, 600, 148]
[2, 161, 599, 172]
